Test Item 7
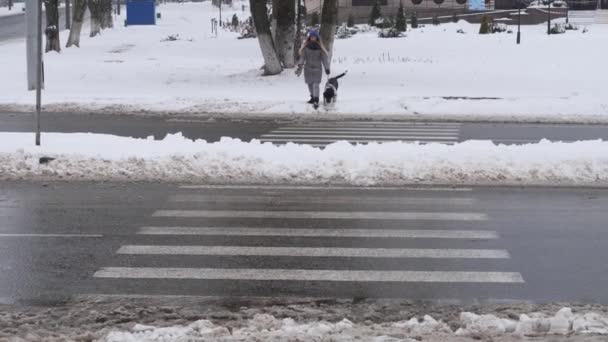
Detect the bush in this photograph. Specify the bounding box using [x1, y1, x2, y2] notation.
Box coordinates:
[432, 15, 440, 25]
[410, 12, 418, 28]
[395, 1, 407, 32]
[565, 22, 579, 30]
[336, 23, 353, 39]
[369, 0, 382, 26]
[231, 14, 239, 28]
[347, 13, 355, 27]
[550, 23, 566, 34]
[491, 22, 508, 33]
[479, 16, 490, 34]
[378, 27, 404, 38]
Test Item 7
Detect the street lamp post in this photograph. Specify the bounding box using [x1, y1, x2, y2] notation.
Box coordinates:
[517, 0, 522, 44]
[547, 0, 551, 35]
[35, 0, 42, 146]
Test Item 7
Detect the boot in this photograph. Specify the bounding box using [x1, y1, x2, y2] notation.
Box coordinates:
[306, 96, 315, 104]
[313, 97, 319, 109]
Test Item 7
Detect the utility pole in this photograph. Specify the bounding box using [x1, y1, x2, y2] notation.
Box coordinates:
[65, 0, 71, 29]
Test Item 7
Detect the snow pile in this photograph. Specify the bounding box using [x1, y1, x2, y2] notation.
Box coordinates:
[1, 132, 608, 186]
[456, 307, 608, 337]
[104, 315, 394, 342]
[0, 2, 608, 121]
[101, 308, 608, 341]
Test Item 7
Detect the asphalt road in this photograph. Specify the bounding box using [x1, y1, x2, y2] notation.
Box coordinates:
[0, 7, 68, 43]
[1, 181, 607, 306]
[2, 112, 608, 145]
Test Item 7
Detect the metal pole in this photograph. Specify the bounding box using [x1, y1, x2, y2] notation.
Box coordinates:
[35, 0, 42, 146]
[65, 0, 71, 29]
[547, 0, 551, 34]
[517, 0, 521, 44]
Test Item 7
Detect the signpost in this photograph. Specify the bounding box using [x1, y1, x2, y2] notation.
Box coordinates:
[25, 0, 43, 145]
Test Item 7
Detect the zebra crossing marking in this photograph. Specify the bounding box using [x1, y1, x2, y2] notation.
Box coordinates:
[152, 210, 488, 221]
[94, 267, 525, 283]
[137, 227, 498, 239]
[117, 245, 511, 259]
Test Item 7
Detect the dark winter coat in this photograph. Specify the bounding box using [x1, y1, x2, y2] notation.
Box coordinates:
[298, 44, 330, 84]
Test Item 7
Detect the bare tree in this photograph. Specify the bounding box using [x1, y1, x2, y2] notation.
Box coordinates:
[66, 0, 87, 47]
[100, 0, 113, 29]
[249, 0, 282, 75]
[44, 0, 61, 52]
[88, 0, 102, 37]
[319, 0, 338, 62]
[272, 0, 295, 68]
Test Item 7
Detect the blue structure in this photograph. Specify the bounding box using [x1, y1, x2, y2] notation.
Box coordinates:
[126, 0, 156, 26]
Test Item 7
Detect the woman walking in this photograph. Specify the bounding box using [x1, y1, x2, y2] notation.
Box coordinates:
[295, 30, 330, 109]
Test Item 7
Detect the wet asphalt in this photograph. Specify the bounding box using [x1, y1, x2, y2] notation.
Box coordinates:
[1, 181, 607, 306]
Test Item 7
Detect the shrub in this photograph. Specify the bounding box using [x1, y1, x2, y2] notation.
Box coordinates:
[378, 27, 404, 38]
[395, 1, 407, 32]
[550, 23, 566, 34]
[336, 23, 353, 39]
[410, 12, 418, 28]
[369, 0, 382, 26]
[347, 13, 355, 27]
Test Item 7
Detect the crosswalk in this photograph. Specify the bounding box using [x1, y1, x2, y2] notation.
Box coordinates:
[90, 184, 524, 299]
[259, 121, 462, 147]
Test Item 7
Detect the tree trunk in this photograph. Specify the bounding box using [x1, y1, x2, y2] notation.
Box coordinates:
[44, 0, 61, 52]
[249, 0, 282, 76]
[66, 0, 87, 47]
[319, 0, 337, 63]
[88, 0, 102, 37]
[273, 0, 295, 68]
[100, 0, 113, 29]
[8, 0, 13, 11]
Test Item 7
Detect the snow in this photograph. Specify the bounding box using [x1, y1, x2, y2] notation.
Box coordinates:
[1, 2, 608, 122]
[1, 132, 608, 186]
[0, 3, 25, 17]
[99, 308, 608, 341]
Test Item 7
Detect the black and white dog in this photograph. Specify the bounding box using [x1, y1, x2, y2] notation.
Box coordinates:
[323, 71, 347, 106]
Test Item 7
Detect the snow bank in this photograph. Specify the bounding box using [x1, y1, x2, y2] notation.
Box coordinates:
[1, 132, 608, 186]
[0, 3, 25, 17]
[101, 308, 608, 341]
[1, 2, 608, 122]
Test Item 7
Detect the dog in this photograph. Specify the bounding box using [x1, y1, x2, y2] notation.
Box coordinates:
[323, 71, 347, 106]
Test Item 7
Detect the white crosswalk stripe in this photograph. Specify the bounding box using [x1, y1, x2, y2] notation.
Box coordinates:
[90, 184, 524, 298]
[117, 246, 511, 259]
[94, 268, 524, 283]
[138, 227, 499, 239]
[259, 121, 461, 146]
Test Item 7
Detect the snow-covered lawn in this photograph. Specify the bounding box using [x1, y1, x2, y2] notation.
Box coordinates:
[0, 3, 25, 17]
[0, 1, 607, 122]
[1, 132, 607, 186]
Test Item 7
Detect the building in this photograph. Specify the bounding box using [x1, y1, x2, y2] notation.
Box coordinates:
[305, 0, 495, 23]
